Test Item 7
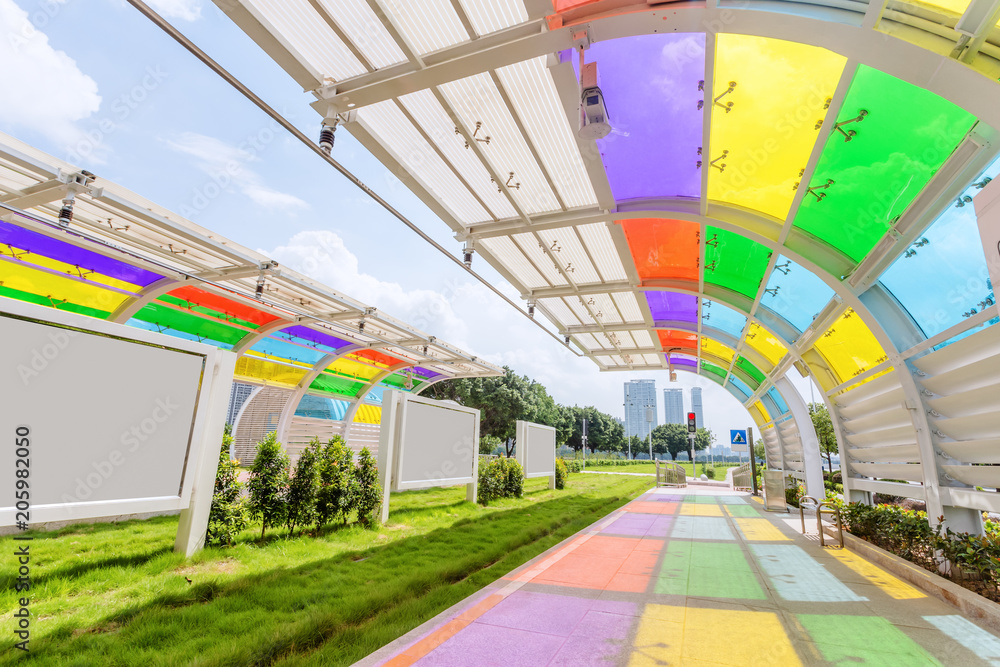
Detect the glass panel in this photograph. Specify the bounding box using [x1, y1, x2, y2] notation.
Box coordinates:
[753, 401, 771, 424]
[645, 291, 698, 322]
[354, 404, 383, 424]
[700, 360, 728, 382]
[813, 308, 889, 384]
[235, 356, 308, 388]
[250, 337, 328, 366]
[622, 218, 699, 282]
[704, 227, 773, 299]
[327, 356, 382, 382]
[745, 322, 788, 366]
[0, 283, 110, 319]
[701, 337, 735, 364]
[574, 34, 704, 201]
[657, 329, 698, 352]
[701, 298, 748, 337]
[767, 387, 789, 415]
[167, 285, 282, 327]
[295, 395, 349, 421]
[727, 376, 754, 401]
[709, 35, 845, 220]
[880, 156, 1000, 339]
[0, 260, 130, 313]
[134, 302, 247, 345]
[310, 373, 365, 398]
[760, 256, 836, 334]
[351, 348, 402, 368]
[159, 294, 263, 331]
[0, 241, 143, 294]
[667, 356, 698, 371]
[0, 219, 162, 286]
[735, 356, 766, 386]
[280, 325, 353, 351]
[792, 65, 976, 263]
[128, 318, 234, 350]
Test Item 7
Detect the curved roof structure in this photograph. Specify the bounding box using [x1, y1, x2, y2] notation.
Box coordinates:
[210, 0, 1000, 524]
[0, 132, 501, 432]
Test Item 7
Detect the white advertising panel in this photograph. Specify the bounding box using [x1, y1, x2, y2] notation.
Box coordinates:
[0, 298, 235, 538]
[515, 420, 556, 479]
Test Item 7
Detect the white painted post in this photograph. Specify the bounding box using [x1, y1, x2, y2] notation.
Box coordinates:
[175, 350, 237, 556]
[376, 390, 400, 525]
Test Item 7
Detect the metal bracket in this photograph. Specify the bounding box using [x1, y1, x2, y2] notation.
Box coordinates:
[714, 81, 737, 113]
[833, 109, 868, 141]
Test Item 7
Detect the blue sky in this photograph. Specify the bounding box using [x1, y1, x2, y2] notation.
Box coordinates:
[0, 0, 820, 444]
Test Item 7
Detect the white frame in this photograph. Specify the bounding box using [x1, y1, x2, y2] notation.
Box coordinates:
[378, 390, 480, 522]
[0, 297, 236, 555]
[515, 420, 557, 489]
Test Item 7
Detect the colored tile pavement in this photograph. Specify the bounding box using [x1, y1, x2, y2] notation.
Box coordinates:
[358, 487, 1000, 667]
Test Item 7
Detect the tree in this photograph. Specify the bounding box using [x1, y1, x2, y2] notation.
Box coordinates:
[694, 428, 714, 455]
[650, 423, 689, 460]
[206, 428, 249, 547]
[247, 431, 289, 540]
[809, 403, 839, 475]
[353, 447, 383, 528]
[753, 438, 766, 464]
[286, 444, 321, 536]
[316, 436, 354, 529]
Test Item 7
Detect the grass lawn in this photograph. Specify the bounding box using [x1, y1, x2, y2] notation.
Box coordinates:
[1, 473, 650, 666]
[583, 462, 741, 477]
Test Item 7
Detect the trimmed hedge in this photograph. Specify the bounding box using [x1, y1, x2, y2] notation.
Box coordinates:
[477, 457, 524, 505]
[555, 458, 568, 490]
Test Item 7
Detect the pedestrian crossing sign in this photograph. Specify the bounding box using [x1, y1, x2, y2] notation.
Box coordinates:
[730, 429, 747, 446]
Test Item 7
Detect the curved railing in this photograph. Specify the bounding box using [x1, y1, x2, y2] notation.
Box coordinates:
[656, 460, 687, 488]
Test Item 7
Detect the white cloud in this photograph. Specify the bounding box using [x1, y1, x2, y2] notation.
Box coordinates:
[0, 0, 101, 147]
[145, 0, 201, 21]
[165, 132, 309, 212]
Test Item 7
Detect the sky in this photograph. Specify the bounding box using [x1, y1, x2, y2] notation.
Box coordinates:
[0, 0, 822, 444]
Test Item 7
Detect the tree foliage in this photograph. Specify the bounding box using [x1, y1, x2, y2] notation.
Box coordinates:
[315, 436, 354, 529]
[206, 428, 249, 547]
[247, 432, 290, 541]
[649, 424, 714, 460]
[809, 402, 839, 474]
[352, 447, 382, 528]
[286, 444, 321, 536]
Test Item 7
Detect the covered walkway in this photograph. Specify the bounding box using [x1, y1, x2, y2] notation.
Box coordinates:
[359, 487, 1000, 666]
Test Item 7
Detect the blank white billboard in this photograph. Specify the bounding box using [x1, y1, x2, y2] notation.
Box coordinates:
[0, 298, 234, 538]
[515, 420, 556, 479]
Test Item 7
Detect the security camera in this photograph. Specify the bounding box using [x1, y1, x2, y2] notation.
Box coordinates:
[578, 61, 611, 140]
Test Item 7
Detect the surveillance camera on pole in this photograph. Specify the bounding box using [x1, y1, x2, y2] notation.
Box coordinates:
[578, 54, 611, 140]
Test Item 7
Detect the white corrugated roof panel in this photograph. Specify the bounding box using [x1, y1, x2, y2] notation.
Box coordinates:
[496, 57, 597, 209]
[566, 295, 596, 325]
[643, 354, 663, 366]
[247, 0, 367, 80]
[536, 228, 600, 284]
[577, 223, 628, 282]
[478, 237, 548, 289]
[440, 73, 561, 215]
[575, 333, 601, 351]
[357, 101, 489, 223]
[381, 0, 469, 55]
[398, 90, 517, 222]
[590, 293, 623, 325]
[512, 232, 569, 286]
[317, 0, 407, 69]
[630, 330, 654, 348]
[458, 0, 528, 35]
[612, 291, 644, 323]
[538, 297, 581, 327]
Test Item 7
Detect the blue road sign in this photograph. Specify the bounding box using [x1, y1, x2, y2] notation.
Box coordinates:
[730, 429, 747, 446]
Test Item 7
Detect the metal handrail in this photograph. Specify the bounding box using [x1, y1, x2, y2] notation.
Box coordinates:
[655, 460, 687, 488]
[798, 495, 844, 548]
[732, 461, 753, 491]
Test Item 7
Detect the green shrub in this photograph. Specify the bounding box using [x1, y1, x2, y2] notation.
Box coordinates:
[315, 436, 354, 529]
[704, 464, 716, 480]
[784, 477, 803, 508]
[555, 458, 568, 490]
[352, 447, 382, 528]
[285, 444, 321, 536]
[477, 457, 524, 505]
[206, 429, 249, 547]
[247, 431, 289, 540]
[563, 459, 584, 473]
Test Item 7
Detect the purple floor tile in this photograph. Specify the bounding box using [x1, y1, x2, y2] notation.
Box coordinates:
[591, 599, 639, 617]
[414, 622, 564, 667]
[548, 610, 635, 666]
[646, 516, 674, 537]
[477, 591, 593, 637]
[602, 515, 656, 536]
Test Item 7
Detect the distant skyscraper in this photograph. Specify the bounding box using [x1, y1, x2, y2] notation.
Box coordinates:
[663, 388, 684, 425]
[690, 387, 704, 429]
[624, 380, 658, 443]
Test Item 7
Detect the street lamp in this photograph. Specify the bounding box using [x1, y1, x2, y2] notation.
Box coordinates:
[646, 405, 654, 461]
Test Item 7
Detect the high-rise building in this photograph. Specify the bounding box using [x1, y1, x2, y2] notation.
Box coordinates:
[690, 387, 704, 429]
[624, 380, 658, 443]
[663, 388, 684, 425]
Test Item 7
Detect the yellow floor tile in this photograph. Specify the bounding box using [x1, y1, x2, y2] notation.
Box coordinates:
[734, 517, 790, 541]
[680, 504, 724, 517]
[828, 549, 925, 599]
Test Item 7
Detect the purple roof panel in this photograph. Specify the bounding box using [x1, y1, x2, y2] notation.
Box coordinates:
[282, 324, 353, 351]
[0, 220, 163, 287]
[645, 291, 698, 323]
[575, 34, 705, 201]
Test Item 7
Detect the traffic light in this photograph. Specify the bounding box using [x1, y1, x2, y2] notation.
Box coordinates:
[687, 412, 697, 433]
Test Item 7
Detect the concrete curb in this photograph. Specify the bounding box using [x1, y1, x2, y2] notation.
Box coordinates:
[824, 524, 1000, 634]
